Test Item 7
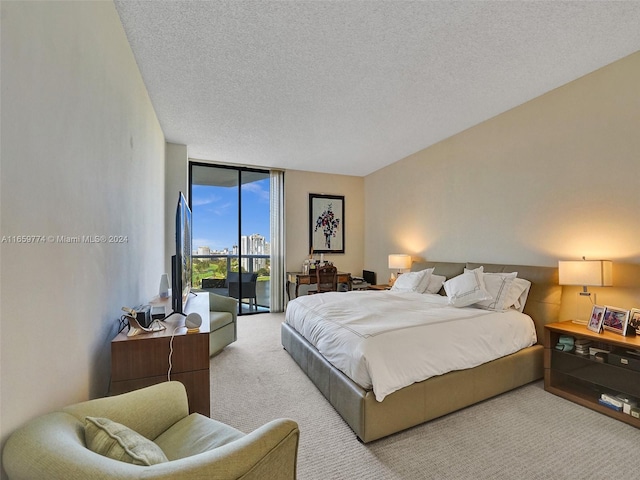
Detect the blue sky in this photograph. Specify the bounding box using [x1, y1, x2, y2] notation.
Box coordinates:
[191, 178, 270, 252]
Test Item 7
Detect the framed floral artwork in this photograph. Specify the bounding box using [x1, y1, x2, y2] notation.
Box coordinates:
[309, 193, 344, 254]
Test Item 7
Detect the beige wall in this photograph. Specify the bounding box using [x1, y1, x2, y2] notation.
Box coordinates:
[365, 51, 640, 319]
[0, 2, 165, 475]
[285, 170, 365, 295]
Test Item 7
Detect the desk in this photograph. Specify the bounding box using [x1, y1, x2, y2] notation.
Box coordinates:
[110, 293, 210, 416]
[287, 271, 352, 300]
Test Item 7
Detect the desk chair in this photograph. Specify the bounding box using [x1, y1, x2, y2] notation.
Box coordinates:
[311, 265, 338, 294]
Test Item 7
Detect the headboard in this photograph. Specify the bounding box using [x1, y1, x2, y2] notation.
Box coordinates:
[412, 261, 562, 344]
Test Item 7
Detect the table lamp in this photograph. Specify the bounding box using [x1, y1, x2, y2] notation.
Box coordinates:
[559, 257, 612, 323]
[388, 254, 412, 285]
[558, 258, 613, 298]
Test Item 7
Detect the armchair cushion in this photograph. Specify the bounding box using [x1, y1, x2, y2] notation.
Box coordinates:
[155, 413, 244, 461]
[210, 311, 234, 332]
[209, 292, 238, 356]
[84, 416, 168, 466]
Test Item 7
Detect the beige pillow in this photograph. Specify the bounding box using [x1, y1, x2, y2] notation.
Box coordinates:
[84, 417, 168, 466]
[425, 274, 446, 294]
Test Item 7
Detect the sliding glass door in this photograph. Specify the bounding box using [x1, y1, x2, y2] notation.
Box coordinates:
[189, 163, 271, 315]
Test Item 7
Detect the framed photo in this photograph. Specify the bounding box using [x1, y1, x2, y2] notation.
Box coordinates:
[629, 308, 640, 335]
[602, 305, 630, 336]
[587, 304, 605, 333]
[309, 193, 344, 254]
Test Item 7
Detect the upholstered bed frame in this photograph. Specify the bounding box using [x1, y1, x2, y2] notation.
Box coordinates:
[281, 261, 562, 443]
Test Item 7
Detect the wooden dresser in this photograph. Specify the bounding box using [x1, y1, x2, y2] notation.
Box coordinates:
[110, 293, 210, 416]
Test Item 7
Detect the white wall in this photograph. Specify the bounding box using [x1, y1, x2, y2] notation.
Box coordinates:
[0, 2, 165, 475]
[365, 51, 640, 315]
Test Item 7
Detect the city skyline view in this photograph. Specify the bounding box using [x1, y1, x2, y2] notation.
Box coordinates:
[190, 177, 271, 254]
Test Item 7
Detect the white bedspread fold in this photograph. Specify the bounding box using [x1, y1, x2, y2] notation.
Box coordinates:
[285, 290, 537, 401]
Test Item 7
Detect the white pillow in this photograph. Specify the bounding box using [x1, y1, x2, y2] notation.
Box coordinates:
[391, 268, 433, 293]
[464, 267, 531, 312]
[443, 270, 492, 307]
[508, 278, 532, 312]
[469, 269, 517, 312]
[424, 274, 446, 294]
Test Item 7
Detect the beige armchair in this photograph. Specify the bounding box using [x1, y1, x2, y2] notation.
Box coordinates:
[209, 292, 238, 356]
[3, 382, 299, 480]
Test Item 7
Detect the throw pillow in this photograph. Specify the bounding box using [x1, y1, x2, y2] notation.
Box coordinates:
[391, 268, 433, 293]
[424, 274, 446, 294]
[464, 267, 530, 312]
[508, 278, 532, 312]
[84, 417, 168, 466]
[473, 271, 517, 312]
[444, 270, 492, 307]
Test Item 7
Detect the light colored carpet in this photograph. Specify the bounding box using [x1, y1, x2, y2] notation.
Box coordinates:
[211, 313, 639, 479]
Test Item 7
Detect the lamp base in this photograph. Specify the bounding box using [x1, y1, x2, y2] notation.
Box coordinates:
[576, 291, 596, 323]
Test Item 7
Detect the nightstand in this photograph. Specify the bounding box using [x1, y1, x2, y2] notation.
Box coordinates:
[544, 320, 640, 429]
[368, 284, 391, 291]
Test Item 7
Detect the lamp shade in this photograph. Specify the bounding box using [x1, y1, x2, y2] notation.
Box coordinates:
[558, 260, 613, 287]
[388, 254, 412, 270]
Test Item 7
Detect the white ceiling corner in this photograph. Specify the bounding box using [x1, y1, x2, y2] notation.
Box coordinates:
[114, 0, 640, 176]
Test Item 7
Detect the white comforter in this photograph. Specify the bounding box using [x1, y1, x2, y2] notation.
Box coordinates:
[285, 290, 537, 402]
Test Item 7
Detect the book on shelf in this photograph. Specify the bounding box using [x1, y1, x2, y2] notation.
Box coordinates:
[598, 398, 623, 412]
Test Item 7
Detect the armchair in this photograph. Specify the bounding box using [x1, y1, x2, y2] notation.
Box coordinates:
[209, 292, 238, 356]
[3, 381, 299, 480]
[202, 273, 259, 311]
[227, 272, 258, 310]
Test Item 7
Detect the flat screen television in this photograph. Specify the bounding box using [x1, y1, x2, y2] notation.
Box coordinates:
[172, 192, 192, 315]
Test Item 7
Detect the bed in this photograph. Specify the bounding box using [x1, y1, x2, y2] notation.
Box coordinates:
[281, 261, 562, 443]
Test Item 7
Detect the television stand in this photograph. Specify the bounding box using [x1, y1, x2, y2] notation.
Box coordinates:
[110, 293, 210, 416]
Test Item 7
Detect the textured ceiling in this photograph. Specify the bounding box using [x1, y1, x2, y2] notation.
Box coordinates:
[114, 1, 640, 176]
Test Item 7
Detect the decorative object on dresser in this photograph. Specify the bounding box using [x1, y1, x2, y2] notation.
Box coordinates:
[602, 305, 630, 335]
[629, 308, 640, 335]
[587, 304, 605, 332]
[309, 193, 344, 254]
[159, 273, 170, 298]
